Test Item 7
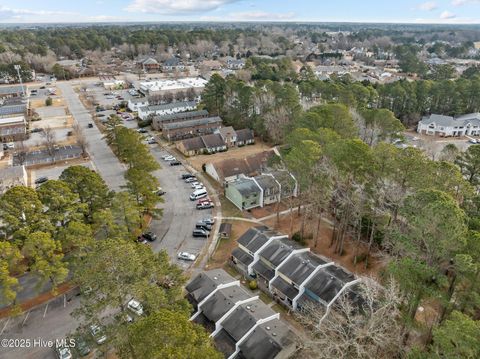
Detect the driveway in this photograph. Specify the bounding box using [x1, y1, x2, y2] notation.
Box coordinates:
[57, 83, 126, 191]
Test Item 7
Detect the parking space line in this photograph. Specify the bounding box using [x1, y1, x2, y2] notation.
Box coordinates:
[43, 303, 49, 318]
[0, 318, 10, 335]
[22, 311, 30, 326]
[64, 294, 67, 308]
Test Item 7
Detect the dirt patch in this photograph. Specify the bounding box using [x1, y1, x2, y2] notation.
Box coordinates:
[249, 202, 289, 219]
[263, 212, 386, 278]
[186, 142, 272, 172]
[208, 220, 256, 269]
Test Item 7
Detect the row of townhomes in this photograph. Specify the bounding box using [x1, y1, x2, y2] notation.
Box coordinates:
[0, 85, 29, 142]
[231, 226, 362, 312]
[417, 112, 480, 137]
[176, 126, 255, 156]
[137, 100, 197, 120]
[204, 150, 298, 210]
[185, 269, 297, 359]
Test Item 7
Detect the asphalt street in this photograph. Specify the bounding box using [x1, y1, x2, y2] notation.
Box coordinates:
[0, 81, 215, 359]
[57, 82, 126, 191]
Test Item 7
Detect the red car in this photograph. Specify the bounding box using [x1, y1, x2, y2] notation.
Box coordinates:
[196, 201, 214, 210]
[197, 197, 212, 204]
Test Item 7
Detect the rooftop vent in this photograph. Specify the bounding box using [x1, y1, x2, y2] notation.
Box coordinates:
[272, 332, 277, 337]
[266, 326, 271, 331]
[246, 305, 251, 310]
[213, 276, 218, 280]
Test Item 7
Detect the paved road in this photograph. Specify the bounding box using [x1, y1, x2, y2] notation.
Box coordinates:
[57, 83, 126, 191]
[1, 109, 216, 359]
[148, 144, 213, 270]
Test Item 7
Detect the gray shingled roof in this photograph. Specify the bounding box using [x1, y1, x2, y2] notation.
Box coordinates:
[200, 286, 251, 323]
[185, 269, 236, 305]
[162, 116, 221, 130]
[232, 247, 254, 266]
[252, 260, 275, 281]
[254, 174, 279, 192]
[270, 276, 298, 300]
[236, 128, 254, 142]
[303, 265, 356, 305]
[278, 251, 328, 286]
[143, 100, 196, 112]
[237, 227, 269, 252]
[0, 85, 23, 96]
[237, 319, 292, 359]
[229, 177, 261, 197]
[0, 104, 27, 116]
[154, 109, 208, 123]
[419, 113, 480, 127]
[201, 133, 225, 148]
[220, 300, 277, 341]
[259, 237, 302, 267]
[180, 136, 205, 151]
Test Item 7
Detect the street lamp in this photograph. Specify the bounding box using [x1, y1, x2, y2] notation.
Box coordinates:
[14, 64, 26, 97]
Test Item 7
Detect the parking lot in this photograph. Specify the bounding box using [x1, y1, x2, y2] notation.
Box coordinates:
[0, 291, 81, 359]
[31, 161, 93, 184]
[147, 144, 214, 270]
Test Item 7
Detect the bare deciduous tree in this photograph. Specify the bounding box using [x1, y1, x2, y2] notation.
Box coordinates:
[296, 278, 405, 359]
[73, 123, 88, 157]
[41, 126, 56, 157]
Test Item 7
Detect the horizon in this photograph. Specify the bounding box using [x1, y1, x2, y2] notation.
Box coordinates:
[1, 0, 480, 25]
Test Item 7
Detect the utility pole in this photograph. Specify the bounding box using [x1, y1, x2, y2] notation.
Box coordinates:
[14, 64, 26, 97]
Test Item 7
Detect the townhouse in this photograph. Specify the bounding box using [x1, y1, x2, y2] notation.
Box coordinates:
[152, 109, 209, 130]
[417, 112, 480, 137]
[231, 226, 361, 312]
[162, 116, 223, 141]
[185, 269, 297, 359]
[137, 101, 197, 120]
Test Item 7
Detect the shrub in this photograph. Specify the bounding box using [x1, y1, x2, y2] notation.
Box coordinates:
[248, 280, 258, 290]
[45, 97, 53, 106]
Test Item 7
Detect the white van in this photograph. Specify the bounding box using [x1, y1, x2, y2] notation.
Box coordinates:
[190, 188, 207, 201]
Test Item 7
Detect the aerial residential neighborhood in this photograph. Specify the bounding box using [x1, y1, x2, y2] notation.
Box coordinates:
[0, 1, 480, 359]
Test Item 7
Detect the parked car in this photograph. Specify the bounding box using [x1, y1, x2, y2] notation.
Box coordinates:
[73, 336, 90, 357]
[164, 157, 176, 162]
[469, 139, 477, 144]
[192, 184, 205, 190]
[31, 127, 43, 133]
[155, 188, 166, 196]
[202, 217, 215, 225]
[67, 130, 73, 136]
[89, 324, 107, 344]
[97, 114, 106, 118]
[55, 342, 72, 359]
[127, 299, 144, 316]
[170, 161, 182, 166]
[196, 201, 214, 210]
[193, 228, 209, 237]
[139, 232, 157, 242]
[184, 177, 197, 183]
[87, 123, 94, 128]
[147, 138, 157, 144]
[177, 252, 196, 261]
[196, 222, 212, 231]
[3, 142, 14, 150]
[35, 176, 48, 185]
[198, 197, 212, 204]
[190, 181, 201, 188]
[181, 173, 195, 179]
[137, 128, 147, 133]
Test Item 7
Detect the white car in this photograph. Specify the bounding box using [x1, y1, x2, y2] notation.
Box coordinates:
[190, 181, 202, 188]
[192, 184, 205, 190]
[164, 157, 176, 162]
[127, 299, 144, 316]
[177, 252, 196, 261]
[55, 343, 72, 359]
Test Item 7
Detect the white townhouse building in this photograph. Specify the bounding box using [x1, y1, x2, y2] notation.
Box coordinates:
[417, 113, 480, 137]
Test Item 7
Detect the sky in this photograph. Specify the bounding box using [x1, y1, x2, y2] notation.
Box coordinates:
[0, 0, 479, 24]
